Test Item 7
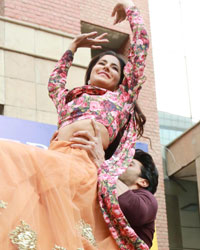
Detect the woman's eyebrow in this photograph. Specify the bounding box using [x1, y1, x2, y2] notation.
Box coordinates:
[99, 59, 119, 68]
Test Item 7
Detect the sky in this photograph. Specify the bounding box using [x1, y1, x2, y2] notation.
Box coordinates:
[148, 0, 200, 122]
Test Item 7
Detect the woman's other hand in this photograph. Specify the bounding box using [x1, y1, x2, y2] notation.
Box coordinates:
[112, 0, 135, 25]
[69, 120, 105, 168]
[69, 32, 109, 53]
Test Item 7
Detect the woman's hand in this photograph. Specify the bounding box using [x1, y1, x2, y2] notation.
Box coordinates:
[112, 0, 134, 25]
[69, 120, 105, 168]
[69, 32, 109, 53]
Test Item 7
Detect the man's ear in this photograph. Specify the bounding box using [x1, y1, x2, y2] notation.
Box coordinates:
[137, 177, 149, 188]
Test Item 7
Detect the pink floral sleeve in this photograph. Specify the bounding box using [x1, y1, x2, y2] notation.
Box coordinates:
[48, 50, 74, 109]
[119, 6, 149, 103]
[98, 6, 150, 250]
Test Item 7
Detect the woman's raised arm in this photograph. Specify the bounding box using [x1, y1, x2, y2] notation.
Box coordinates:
[48, 32, 108, 109]
[113, 0, 149, 100]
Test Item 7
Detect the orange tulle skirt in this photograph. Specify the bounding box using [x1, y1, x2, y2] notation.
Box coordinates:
[0, 140, 118, 250]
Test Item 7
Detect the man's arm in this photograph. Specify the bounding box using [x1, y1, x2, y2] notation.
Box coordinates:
[118, 189, 158, 227]
[69, 119, 105, 167]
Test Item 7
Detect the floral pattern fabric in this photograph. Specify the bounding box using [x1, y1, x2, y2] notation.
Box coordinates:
[98, 7, 150, 249]
[48, 6, 149, 250]
[48, 7, 148, 144]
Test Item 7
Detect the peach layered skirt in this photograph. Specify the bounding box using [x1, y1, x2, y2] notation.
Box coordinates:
[0, 140, 118, 250]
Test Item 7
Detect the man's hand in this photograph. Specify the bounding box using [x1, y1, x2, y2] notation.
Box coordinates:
[69, 32, 109, 53]
[112, 0, 134, 25]
[70, 120, 105, 168]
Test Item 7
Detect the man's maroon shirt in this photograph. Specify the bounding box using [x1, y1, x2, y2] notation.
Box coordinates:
[118, 188, 158, 248]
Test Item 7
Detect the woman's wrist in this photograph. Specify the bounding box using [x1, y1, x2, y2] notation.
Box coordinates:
[123, 0, 135, 10]
[68, 41, 77, 54]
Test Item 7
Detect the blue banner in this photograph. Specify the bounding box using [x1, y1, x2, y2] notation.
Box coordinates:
[0, 115, 56, 149]
[0, 115, 148, 151]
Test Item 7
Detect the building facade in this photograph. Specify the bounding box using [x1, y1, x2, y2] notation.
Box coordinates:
[0, 0, 169, 249]
[159, 111, 194, 147]
[165, 121, 200, 250]
[158, 111, 200, 249]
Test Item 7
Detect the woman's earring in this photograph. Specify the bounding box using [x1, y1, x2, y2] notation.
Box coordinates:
[88, 80, 90, 85]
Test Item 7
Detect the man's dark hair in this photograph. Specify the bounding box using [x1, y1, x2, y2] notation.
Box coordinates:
[134, 149, 158, 194]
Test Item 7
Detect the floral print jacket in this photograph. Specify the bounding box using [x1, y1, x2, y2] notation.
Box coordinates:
[48, 6, 149, 250]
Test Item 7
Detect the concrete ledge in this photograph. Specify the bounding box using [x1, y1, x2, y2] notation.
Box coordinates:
[0, 15, 74, 39]
[166, 121, 200, 176]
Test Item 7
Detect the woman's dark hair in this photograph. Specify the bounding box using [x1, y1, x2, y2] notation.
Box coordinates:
[85, 51, 146, 159]
[85, 50, 125, 86]
[134, 149, 159, 194]
[105, 103, 146, 160]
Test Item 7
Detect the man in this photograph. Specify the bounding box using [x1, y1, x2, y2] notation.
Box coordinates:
[117, 149, 158, 248]
[55, 120, 158, 248]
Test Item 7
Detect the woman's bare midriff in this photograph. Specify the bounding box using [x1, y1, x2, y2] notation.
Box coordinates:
[57, 119, 110, 149]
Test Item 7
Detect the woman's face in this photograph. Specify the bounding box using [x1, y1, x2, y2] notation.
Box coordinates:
[89, 55, 121, 91]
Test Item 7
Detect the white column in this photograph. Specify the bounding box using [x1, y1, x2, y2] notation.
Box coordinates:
[195, 156, 200, 213]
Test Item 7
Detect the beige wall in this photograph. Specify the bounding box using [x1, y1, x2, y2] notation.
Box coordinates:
[196, 156, 200, 214]
[165, 179, 200, 249]
[166, 122, 200, 176]
[0, 17, 91, 125]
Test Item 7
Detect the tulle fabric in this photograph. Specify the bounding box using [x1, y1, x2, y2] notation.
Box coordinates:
[0, 140, 118, 250]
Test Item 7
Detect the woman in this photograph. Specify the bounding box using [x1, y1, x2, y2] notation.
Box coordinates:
[70, 121, 158, 249]
[0, 1, 149, 249]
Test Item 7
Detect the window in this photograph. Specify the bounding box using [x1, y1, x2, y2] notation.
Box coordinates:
[81, 21, 129, 58]
[0, 104, 4, 115]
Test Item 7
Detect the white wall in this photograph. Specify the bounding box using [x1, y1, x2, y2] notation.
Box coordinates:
[149, 0, 200, 122]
